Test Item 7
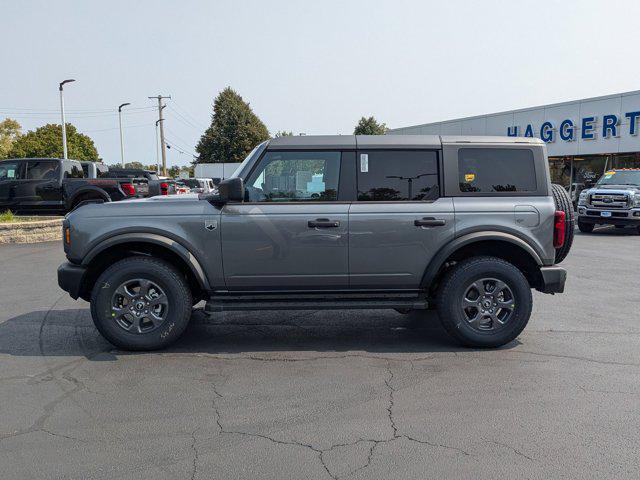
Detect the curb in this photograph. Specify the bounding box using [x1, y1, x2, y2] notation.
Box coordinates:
[0, 217, 63, 244]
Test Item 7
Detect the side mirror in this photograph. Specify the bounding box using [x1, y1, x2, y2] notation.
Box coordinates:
[200, 177, 244, 205]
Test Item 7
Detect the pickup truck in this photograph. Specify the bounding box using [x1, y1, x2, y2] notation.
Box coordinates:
[577, 169, 640, 233]
[57, 135, 573, 351]
[0, 158, 140, 214]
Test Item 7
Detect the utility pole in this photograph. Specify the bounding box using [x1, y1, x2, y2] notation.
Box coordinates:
[118, 102, 131, 167]
[149, 95, 171, 176]
[59, 79, 75, 159]
[155, 118, 164, 175]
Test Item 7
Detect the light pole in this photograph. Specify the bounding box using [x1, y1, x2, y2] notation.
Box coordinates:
[59, 79, 75, 159]
[118, 102, 131, 167]
[155, 118, 164, 175]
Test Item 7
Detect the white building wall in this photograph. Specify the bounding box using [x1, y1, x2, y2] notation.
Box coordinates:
[389, 90, 640, 157]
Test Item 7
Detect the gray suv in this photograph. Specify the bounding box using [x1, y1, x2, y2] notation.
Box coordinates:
[57, 135, 572, 350]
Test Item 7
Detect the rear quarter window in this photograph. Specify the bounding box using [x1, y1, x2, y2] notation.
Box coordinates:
[458, 148, 536, 193]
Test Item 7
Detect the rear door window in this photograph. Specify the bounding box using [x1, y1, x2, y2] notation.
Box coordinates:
[356, 150, 438, 201]
[458, 148, 536, 193]
[64, 162, 84, 178]
[26, 160, 60, 180]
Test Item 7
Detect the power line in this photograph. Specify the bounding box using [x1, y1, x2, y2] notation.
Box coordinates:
[83, 122, 156, 133]
[165, 105, 205, 131]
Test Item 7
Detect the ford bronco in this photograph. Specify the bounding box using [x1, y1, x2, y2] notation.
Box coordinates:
[57, 135, 573, 350]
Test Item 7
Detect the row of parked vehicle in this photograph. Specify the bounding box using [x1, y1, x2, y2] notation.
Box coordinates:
[0, 157, 217, 214]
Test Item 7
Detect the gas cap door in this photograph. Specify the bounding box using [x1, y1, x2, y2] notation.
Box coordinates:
[514, 205, 540, 227]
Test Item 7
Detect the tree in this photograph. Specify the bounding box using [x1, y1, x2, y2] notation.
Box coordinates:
[0, 118, 22, 159]
[9, 123, 99, 160]
[274, 130, 294, 137]
[196, 87, 269, 164]
[353, 116, 387, 135]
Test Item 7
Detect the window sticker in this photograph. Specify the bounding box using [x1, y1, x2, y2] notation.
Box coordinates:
[604, 171, 616, 179]
[7, 169, 15, 178]
[464, 173, 475, 182]
[360, 154, 369, 173]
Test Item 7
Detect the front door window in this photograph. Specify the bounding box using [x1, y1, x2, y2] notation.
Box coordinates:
[245, 151, 341, 202]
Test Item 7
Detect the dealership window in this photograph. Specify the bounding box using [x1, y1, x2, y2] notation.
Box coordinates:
[458, 148, 536, 193]
[357, 150, 438, 201]
[245, 151, 341, 202]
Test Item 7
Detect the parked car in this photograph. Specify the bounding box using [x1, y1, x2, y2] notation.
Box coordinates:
[0, 158, 140, 214]
[577, 169, 640, 232]
[174, 181, 191, 195]
[102, 168, 156, 197]
[180, 178, 216, 194]
[57, 135, 573, 351]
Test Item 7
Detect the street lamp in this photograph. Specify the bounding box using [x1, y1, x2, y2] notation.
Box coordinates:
[155, 118, 164, 175]
[59, 79, 76, 159]
[118, 102, 131, 167]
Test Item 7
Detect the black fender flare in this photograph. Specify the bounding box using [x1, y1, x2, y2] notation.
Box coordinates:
[420, 231, 544, 289]
[66, 186, 111, 210]
[81, 233, 210, 290]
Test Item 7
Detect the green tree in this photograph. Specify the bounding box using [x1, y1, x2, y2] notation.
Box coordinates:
[196, 87, 269, 164]
[9, 123, 99, 160]
[274, 130, 294, 137]
[353, 116, 387, 135]
[0, 118, 22, 159]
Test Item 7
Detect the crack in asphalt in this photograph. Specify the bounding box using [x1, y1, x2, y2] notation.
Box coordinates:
[484, 438, 535, 461]
[208, 361, 471, 480]
[514, 350, 640, 367]
[189, 428, 200, 480]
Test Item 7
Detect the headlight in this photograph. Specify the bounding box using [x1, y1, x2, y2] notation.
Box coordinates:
[578, 191, 588, 205]
[633, 194, 640, 207]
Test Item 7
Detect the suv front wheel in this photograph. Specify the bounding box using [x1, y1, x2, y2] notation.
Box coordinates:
[90, 256, 193, 350]
[436, 256, 533, 348]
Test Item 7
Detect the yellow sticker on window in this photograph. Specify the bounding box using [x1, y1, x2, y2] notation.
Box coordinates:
[605, 170, 616, 175]
[464, 173, 475, 182]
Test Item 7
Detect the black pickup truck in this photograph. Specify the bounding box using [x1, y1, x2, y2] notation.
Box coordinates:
[0, 158, 140, 214]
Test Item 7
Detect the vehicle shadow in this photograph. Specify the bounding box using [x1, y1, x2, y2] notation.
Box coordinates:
[0, 307, 520, 359]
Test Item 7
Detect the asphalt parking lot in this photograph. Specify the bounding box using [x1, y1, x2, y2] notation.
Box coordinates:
[1, 226, 639, 479]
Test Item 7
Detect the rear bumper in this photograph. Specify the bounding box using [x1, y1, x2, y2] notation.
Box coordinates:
[537, 266, 567, 294]
[57, 262, 87, 300]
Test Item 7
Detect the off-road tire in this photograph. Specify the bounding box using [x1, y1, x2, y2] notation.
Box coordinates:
[577, 219, 594, 233]
[437, 256, 533, 348]
[90, 256, 192, 351]
[551, 183, 575, 264]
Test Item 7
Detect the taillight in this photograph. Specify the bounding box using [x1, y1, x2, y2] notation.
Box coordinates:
[121, 183, 136, 196]
[160, 182, 169, 195]
[553, 210, 566, 248]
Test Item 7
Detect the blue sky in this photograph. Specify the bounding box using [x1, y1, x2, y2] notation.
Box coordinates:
[2, 0, 640, 166]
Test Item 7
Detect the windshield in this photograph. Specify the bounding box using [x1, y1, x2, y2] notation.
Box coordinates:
[231, 141, 268, 179]
[596, 170, 640, 187]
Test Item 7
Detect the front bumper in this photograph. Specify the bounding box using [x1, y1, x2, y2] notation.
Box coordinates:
[538, 266, 567, 294]
[57, 262, 87, 300]
[578, 205, 640, 226]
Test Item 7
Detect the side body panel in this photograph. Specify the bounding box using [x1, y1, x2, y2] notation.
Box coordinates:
[220, 203, 349, 289]
[348, 198, 456, 288]
[67, 197, 224, 288]
[441, 141, 556, 265]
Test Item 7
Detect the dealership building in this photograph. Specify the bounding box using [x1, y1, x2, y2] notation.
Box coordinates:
[389, 90, 640, 189]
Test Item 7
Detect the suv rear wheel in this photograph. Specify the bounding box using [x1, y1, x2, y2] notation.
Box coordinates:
[436, 256, 532, 348]
[90, 256, 192, 350]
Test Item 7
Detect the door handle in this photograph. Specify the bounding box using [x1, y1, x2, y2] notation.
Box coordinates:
[308, 218, 340, 228]
[414, 217, 446, 227]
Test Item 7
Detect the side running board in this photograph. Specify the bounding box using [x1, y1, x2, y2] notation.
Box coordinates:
[204, 291, 429, 313]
